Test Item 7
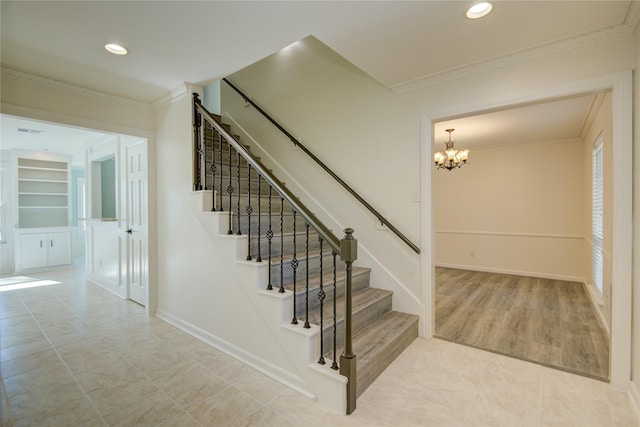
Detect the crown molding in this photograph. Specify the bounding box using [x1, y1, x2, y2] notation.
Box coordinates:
[392, 5, 639, 95]
[1, 66, 152, 110]
[151, 82, 200, 109]
[579, 92, 606, 139]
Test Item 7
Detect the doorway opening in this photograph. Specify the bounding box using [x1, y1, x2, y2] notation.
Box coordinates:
[0, 114, 149, 308]
[421, 70, 632, 389]
[431, 91, 611, 380]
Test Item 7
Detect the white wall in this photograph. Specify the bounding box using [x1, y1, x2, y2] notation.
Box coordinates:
[0, 69, 157, 312]
[152, 87, 340, 401]
[434, 138, 584, 280]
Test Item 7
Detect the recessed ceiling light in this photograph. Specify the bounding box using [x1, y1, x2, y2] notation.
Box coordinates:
[466, 2, 493, 19]
[104, 43, 128, 55]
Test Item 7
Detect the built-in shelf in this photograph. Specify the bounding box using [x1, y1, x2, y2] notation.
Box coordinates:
[16, 157, 70, 228]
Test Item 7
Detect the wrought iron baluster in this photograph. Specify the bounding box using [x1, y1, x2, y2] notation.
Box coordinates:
[210, 128, 217, 211]
[256, 174, 262, 263]
[219, 134, 224, 212]
[236, 151, 242, 236]
[246, 164, 252, 260]
[304, 222, 310, 329]
[267, 186, 273, 290]
[227, 141, 233, 234]
[331, 250, 338, 370]
[291, 210, 298, 325]
[279, 196, 285, 293]
[317, 237, 326, 364]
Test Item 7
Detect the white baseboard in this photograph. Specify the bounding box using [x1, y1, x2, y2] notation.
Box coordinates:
[629, 382, 640, 424]
[581, 280, 610, 338]
[435, 262, 584, 283]
[155, 309, 315, 400]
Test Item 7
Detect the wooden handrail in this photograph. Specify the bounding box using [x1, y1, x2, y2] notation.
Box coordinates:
[222, 78, 420, 254]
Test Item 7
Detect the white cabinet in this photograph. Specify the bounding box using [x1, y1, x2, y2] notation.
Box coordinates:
[12, 152, 73, 272]
[15, 231, 72, 271]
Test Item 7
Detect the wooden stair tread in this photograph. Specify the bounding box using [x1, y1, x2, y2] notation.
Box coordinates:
[353, 311, 418, 364]
[351, 311, 419, 397]
[306, 287, 392, 326]
[277, 266, 371, 292]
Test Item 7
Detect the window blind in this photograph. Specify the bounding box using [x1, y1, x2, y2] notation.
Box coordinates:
[592, 135, 603, 294]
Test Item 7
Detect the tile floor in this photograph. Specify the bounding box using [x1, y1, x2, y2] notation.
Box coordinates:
[1, 266, 639, 426]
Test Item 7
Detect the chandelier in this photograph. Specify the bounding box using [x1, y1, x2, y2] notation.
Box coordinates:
[434, 128, 469, 171]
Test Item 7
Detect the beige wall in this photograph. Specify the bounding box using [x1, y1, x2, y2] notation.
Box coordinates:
[434, 138, 585, 280]
[631, 16, 640, 410]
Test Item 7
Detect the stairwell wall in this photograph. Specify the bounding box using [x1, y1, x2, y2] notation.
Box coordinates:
[631, 15, 640, 418]
[152, 86, 340, 404]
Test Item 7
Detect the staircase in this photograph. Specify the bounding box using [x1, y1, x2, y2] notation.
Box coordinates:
[194, 97, 418, 411]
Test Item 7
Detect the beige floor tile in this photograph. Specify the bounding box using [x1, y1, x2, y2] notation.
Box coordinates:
[0, 337, 54, 363]
[157, 363, 228, 407]
[230, 406, 294, 427]
[0, 347, 61, 380]
[109, 391, 187, 427]
[466, 393, 539, 427]
[233, 370, 288, 405]
[268, 388, 334, 426]
[8, 382, 97, 422]
[73, 359, 149, 394]
[87, 381, 162, 425]
[186, 385, 263, 426]
[2, 267, 639, 427]
[4, 361, 75, 397]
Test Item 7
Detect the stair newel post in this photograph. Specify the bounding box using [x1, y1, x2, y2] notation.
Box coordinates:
[340, 228, 358, 415]
[236, 151, 242, 236]
[192, 93, 202, 191]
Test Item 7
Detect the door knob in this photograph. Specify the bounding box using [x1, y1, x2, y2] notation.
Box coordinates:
[126, 228, 133, 234]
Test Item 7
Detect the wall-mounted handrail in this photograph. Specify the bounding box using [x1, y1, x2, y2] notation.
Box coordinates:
[222, 78, 420, 254]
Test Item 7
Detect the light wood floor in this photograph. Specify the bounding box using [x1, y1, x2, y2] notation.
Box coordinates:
[435, 267, 609, 380]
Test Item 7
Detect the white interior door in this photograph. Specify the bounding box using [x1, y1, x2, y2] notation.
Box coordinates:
[126, 142, 148, 306]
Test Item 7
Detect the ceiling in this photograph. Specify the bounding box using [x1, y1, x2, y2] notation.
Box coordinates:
[434, 92, 607, 150]
[1, 1, 635, 103]
[0, 1, 636, 157]
[0, 115, 108, 166]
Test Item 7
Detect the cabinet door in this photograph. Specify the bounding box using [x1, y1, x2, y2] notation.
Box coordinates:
[47, 232, 72, 266]
[18, 234, 47, 270]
